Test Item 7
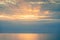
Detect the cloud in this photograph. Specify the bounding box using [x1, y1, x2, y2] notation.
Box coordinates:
[0, 0, 60, 19]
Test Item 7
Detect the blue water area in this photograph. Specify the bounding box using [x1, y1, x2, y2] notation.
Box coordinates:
[0, 19, 60, 33]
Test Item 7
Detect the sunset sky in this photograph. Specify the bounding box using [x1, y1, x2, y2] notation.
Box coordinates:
[0, 0, 60, 33]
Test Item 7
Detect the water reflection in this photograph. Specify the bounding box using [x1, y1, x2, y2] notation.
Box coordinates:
[0, 33, 57, 40]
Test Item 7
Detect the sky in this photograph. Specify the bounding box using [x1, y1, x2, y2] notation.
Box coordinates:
[0, 0, 60, 33]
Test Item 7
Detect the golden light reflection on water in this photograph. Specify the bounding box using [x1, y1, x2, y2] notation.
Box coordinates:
[0, 33, 50, 40]
[18, 34, 39, 40]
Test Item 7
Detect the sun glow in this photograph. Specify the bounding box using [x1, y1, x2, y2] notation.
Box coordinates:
[0, 14, 50, 21]
[0, 0, 51, 21]
[18, 34, 39, 40]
